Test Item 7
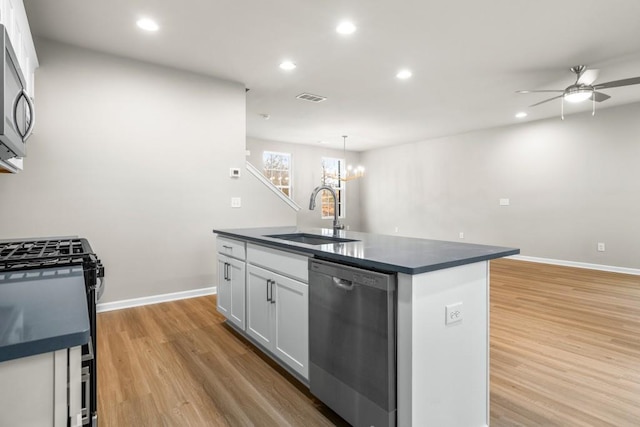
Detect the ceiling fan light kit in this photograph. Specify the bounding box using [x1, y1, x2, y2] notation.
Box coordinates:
[564, 87, 593, 103]
[517, 65, 640, 120]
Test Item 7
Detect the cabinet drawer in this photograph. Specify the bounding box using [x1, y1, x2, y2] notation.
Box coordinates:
[247, 243, 308, 283]
[217, 237, 246, 260]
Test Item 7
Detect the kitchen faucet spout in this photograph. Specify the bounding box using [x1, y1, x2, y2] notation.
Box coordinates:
[309, 186, 344, 233]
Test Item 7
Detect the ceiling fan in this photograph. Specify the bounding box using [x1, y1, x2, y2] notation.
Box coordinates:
[517, 65, 640, 119]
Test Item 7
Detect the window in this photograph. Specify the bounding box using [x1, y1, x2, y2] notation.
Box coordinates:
[263, 151, 292, 197]
[320, 157, 344, 219]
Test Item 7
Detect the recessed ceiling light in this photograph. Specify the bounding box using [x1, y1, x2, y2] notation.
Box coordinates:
[279, 61, 297, 71]
[336, 21, 357, 35]
[396, 69, 412, 80]
[515, 112, 527, 119]
[136, 18, 159, 32]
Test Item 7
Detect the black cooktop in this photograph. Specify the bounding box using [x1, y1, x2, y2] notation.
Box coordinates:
[0, 237, 99, 272]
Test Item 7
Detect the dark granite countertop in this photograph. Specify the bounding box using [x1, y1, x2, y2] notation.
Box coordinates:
[0, 266, 90, 363]
[213, 226, 519, 274]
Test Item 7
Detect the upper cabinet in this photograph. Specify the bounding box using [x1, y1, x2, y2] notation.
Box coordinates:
[0, 0, 38, 174]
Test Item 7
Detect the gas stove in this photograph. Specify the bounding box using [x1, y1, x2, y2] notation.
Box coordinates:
[0, 237, 99, 271]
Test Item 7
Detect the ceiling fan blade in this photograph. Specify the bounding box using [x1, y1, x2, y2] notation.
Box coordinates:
[577, 69, 599, 85]
[594, 77, 640, 89]
[516, 90, 564, 94]
[591, 91, 611, 102]
[529, 95, 563, 107]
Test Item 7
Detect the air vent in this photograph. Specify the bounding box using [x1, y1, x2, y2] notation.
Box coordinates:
[296, 93, 327, 103]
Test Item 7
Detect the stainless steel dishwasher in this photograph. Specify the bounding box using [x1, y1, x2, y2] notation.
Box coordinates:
[309, 258, 396, 427]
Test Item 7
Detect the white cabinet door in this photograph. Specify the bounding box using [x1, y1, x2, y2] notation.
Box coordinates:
[273, 274, 309, 379]
[246, 263, 309, 379]
[246, 264, 273, 348]
[217, 256, 231, 318]
[228, 257, 246, 330]
[217, 254, 246, 330]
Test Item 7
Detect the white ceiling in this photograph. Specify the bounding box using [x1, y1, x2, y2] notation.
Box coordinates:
[24, 0, 640, 151]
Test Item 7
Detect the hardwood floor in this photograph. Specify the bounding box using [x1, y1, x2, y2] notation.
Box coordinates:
[490, 259, 640, 427]
[97, 296, 347, 427]
[97, 259, 640, 426]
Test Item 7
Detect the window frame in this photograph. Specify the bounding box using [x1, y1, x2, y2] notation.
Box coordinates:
[262, 150, 292, 199]
[320, 156, 345, 219]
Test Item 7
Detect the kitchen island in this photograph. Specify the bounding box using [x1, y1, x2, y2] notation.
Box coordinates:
[213, 226, 519, 427]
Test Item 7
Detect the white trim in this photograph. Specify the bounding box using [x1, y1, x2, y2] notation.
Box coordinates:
[246, 160, 301, 211]
[508, 255, 640, 276]
[97, 286, 217, 313]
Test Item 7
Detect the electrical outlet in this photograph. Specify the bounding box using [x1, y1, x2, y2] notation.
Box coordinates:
[459, 232, 464, 239]
[445, 302, 463, 325]
[597, 242, 605, 252]
[231, 197, 241, 208]
[499, 198, 510, 206]
[394, 227, 399, 233]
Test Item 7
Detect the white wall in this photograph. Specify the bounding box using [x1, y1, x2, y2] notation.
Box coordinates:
[0, 40, 295, 303]
[246, 137, 364, 231]
[361, 102, 640, 269]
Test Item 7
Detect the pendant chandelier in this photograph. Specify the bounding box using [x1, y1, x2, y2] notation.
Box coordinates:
[340, 135, 365, 182]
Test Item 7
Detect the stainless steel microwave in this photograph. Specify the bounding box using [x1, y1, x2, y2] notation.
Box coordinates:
[0, 24, 34, 161]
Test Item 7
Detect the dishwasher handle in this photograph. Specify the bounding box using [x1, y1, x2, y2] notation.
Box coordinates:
[332, 277, 355, 291]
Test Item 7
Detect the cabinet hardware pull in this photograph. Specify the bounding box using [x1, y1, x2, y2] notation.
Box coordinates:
[222, 245, 232, 250]
[271, 280, 276, 304]
[266, 279, 272, 302]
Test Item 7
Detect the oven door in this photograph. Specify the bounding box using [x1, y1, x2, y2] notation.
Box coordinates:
[0, 25, 34, 161]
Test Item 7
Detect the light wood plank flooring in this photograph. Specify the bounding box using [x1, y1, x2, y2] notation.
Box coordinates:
[98, 259, 640, 426]
[490, 259, 640, 426]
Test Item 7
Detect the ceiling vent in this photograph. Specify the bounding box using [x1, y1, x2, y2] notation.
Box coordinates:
[296, 93, 327, 103]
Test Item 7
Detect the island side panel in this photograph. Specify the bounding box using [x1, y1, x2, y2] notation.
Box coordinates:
[397, 261, 489, 427]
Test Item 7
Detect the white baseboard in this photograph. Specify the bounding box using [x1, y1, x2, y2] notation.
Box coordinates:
[97, 286, 217, 313]
[508, 255, 640, 276]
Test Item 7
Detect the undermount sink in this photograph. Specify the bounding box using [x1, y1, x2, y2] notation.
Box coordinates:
[265, 233, 359, 246]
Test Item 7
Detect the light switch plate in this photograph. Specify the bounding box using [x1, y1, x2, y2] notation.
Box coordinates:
[230, 168, 241, 178]
[499, 198, 510, 206]
[445, 302, 463, 325]
[231, 197, 241, 208]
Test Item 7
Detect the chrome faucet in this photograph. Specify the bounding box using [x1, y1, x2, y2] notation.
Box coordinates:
[309, 185, 344, 233]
